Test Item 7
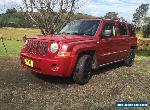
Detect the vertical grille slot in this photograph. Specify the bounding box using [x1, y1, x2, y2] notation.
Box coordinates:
[26, 40, 48, 55]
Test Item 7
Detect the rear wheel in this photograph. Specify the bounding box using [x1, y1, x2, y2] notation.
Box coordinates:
[73, 55, 92, 85]
[124, 49, 135, 67]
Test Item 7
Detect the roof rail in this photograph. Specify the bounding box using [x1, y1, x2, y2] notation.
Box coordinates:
[101, 17, 128, 23]
[102, 17, 120, 21]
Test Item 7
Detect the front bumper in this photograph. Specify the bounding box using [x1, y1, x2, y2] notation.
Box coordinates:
[20, 53, 76, 77]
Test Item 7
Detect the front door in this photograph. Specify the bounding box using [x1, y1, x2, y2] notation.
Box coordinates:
[97, 21, 118, 65]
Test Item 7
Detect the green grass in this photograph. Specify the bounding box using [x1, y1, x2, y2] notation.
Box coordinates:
[136, 50, 150, 57]
[136, 46, 150, 61]
[0, 40, 22, 57]
[0, 28, 41, 41]
[0, 28, 40, 57]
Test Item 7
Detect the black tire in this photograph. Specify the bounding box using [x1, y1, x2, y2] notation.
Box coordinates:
[124, 49, 135, 67]
[73, 55, 92, 85]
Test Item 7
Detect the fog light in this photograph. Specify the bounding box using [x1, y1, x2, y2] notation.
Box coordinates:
[51, 64, 59, 71]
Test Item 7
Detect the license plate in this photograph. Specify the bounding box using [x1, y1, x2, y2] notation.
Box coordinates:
[24, 58, 33, 67]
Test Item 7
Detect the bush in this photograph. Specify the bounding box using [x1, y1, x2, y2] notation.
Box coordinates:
[137, 38, 150, 50]
[142, 23, 150, 38]
[0, 13, 33, 28]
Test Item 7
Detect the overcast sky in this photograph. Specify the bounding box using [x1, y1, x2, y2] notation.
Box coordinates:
[0, 0, 150, 22]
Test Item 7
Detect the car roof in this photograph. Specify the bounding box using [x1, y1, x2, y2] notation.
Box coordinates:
[77, 18, 130, 24]
[75, 19, 101, 21]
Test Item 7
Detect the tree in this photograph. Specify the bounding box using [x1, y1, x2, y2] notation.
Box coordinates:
[142, 16, 150, 38]
[23, 0, 86, 35]
[104, 12, 118, 19]
[132, 3, 149, 28]
[6, 8, 17, 14]
[144, 16, 150, 24]
[104, 12, 127, 22]
[142, 23, 150, 38]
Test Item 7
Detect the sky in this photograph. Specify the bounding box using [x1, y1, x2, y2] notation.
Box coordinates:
[0, 0, 150, 22]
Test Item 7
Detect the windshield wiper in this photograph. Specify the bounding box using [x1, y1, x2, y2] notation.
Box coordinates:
[60, 32, 71, 35]
[60, 32, 93, 36]
[72, 32, 93, 36]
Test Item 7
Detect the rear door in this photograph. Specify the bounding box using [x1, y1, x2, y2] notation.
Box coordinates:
[116, 22, 130, 60]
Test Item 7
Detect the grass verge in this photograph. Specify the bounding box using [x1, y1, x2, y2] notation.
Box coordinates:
[0, 28, 41, 41]
[0, 40, 22, 57]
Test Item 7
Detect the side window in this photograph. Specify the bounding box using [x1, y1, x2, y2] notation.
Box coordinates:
[102, 23, 116, 37]
[118, 23, 128, 36]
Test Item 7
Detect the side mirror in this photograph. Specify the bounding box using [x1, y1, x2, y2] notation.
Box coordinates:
[102, 30, 112, 39]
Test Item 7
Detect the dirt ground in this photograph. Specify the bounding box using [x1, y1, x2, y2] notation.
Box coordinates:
[0, 57, 150, 110]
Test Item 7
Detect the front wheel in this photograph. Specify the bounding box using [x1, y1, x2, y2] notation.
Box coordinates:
[73, 55, 92, 85]
[124, 49, 135, 67]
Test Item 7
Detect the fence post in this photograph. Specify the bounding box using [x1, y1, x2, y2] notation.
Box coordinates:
[1, 37, 8, 54]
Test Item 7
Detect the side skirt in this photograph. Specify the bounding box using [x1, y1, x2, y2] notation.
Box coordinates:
[96, 59, 124, 69]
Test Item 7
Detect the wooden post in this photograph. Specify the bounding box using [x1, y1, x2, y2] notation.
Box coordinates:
[1, 37, 8, 54]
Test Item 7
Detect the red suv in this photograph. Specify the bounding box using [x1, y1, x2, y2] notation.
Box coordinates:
[20, 19, 137, 84]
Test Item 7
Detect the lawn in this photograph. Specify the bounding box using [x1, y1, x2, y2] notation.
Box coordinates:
[0, 28, 41, 41]
[0, 28, 41, 57]
[0, 40, 22, 57]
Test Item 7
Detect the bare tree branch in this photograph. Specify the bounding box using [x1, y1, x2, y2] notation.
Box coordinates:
[23, 0, 86, 35]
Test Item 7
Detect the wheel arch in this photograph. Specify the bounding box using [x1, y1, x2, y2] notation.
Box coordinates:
[130, 45, 137, 50]
[75, 50, 97, 70]
[78, 50, 96, 58]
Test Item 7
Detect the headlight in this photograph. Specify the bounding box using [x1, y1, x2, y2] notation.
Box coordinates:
[50, 43, 59, 53]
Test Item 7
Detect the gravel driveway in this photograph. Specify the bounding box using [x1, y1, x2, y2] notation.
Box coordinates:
[0, 57, 150, 110]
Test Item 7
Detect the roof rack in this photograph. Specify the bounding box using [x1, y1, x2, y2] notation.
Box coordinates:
[101, 17, 119, 21]
[101, 17, 128, 23]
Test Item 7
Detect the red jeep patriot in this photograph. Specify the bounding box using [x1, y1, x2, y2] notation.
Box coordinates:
[20, 19, 137, 84]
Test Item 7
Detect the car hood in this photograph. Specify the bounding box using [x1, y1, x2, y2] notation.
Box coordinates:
[31, 34, 96, 43]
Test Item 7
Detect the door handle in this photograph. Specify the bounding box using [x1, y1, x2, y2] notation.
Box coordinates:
[125, 40, 130, 43]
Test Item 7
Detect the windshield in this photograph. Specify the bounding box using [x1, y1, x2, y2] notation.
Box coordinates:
[59, 20, 100, 36]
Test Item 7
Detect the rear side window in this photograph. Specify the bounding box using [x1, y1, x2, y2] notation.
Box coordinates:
[128, 24, 135, 36]
[118, 23, 128, 36]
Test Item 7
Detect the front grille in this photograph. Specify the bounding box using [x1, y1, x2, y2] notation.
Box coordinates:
[25, 39, 48, 55]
